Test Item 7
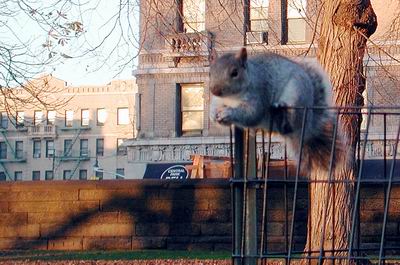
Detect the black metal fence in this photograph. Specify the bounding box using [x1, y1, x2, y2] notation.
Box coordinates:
[231, 106, 400, 265]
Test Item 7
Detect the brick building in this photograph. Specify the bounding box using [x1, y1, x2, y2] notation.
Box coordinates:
[0, 75, 141, 181]
[126, 0, 400, 166]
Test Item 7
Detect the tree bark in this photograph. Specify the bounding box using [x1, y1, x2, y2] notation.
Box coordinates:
[305, 1, 377, 264]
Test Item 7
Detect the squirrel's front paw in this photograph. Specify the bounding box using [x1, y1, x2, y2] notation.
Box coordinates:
[216, 107, 234, 125]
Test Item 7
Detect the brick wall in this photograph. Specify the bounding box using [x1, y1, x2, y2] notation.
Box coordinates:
[0, 180, 398, 251]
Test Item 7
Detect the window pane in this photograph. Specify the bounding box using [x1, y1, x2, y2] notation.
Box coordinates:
[1, 112, 8, 129]
[97, 108, 107, 125]
[117, 138, 127, 155]
[81, 109, 90, 126]
[181, 84, 204, 111]
[64, 139, 72, 156]
[182, 111, 203, 131]
[47, 110, 56, 125]
[95, 171, 103, 180]
[45, 170, 54, 180]
[80, 139, 89, 156]
[15, 141, 23, 159]
[0, 142, 6, 159]
[33, 140, 41, 158]
[32, 171, 40, 181]
[118, 108, 130, 125]
[16, 112, 24, 127]
[46, 140, 54, 158]
[65, 110, 74, 127]
[14, 171, 22, 181]
[96, 138, 104, 156]
[250, 0, 269, 31]
[288, 0, 306, 19]
[183, 0, 205, 32]
[63, 170, 71, 180]
[34, 111, 43, 125]
[116, 168, 125, 179]
[288, 18, 306, 43]
[79, 170, 87, 180]
[0, 172, 6, 181]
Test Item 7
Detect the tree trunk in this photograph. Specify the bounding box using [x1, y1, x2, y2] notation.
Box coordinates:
[305, 1, 377, 264]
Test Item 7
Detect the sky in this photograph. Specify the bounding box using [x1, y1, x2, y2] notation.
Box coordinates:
[5, 0, 140, 86]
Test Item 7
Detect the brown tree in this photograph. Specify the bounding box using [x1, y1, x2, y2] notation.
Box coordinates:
[306, 0, 377, 263]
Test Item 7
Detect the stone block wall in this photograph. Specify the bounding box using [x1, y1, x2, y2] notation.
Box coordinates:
[0, 180, 398, 252]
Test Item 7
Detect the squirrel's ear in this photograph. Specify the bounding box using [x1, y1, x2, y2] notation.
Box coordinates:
[235, 47, 247, 66]
[210, 49, 218, 64]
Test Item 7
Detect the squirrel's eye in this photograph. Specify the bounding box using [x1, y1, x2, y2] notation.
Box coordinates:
[230, 69, 238, 78]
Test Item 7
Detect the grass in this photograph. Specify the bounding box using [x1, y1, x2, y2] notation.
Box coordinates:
[0, 250, 231, 261]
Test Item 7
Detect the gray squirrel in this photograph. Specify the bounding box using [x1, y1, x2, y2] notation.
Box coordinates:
[209, 47, 339, 170]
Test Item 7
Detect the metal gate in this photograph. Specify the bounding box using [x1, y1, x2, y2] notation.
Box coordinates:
[231, 106, 400, 265]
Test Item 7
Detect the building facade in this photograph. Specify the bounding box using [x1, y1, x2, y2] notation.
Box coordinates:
[126, 0, 400, 165]
[0, 75, 140, 181]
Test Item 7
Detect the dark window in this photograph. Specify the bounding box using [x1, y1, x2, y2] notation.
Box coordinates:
[80, 139, 89, 157]
[33, 140, 41, 158]
[79, 170, 87, 180]
[0, 172, 6, 181]
[117, 138, 127, 156]
[95, 171, 103, 180]
[32, 171, 40, 181]
[0, 142, 7, 159]
[14, 171, 22, 181]
[64, 139, 72, 156]
[1, 112, 8, 129]
[63, 170, 72, 180]
[178, 83, 204, 136]
[46, 140, 54, 158]
[45, 170, 54, 180]
[96, 138, 104, 156]
[116, 168, 125, 179]
[15, 141, 23, 159]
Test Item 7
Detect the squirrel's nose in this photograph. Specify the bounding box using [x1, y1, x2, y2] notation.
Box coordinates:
[211, 85, 222, 96]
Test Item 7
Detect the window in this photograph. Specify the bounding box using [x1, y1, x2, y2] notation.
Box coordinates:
[181, 0, 205, 33]
[117, 138, 127, 156]
[14, 171, 22, 181]
[80, 139, 89, 157]
[32, 171, 40, 181]
[116, 168, 125, 179]
[287, 0, 307, 43]
[97, 108, 107, 126]
[0, 142, 7, 159]
[33, 140, 41, 158]
[47, 110, 56, 125]
[34, 110, 43, 126]
[65, 110, 74, 127]
[81, 109, 90, 126]
[16, 111, 24, 127]
[63, 170, 72, 180]
[15, 141, 23, 159]
[46, 140, 54, 158]
[249, 0, 269, 31]
[64, 139, 72, 156]
[0, 172, 6, 181]
[96, 138, 104, 156]
[1, 112, 8, 129]
[45, 170, 54, 180]
[79, 169, 87, 180]
[179, 83, 204, 136]
[95, 171, 103, 180]
[117, 108, 130, 125]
